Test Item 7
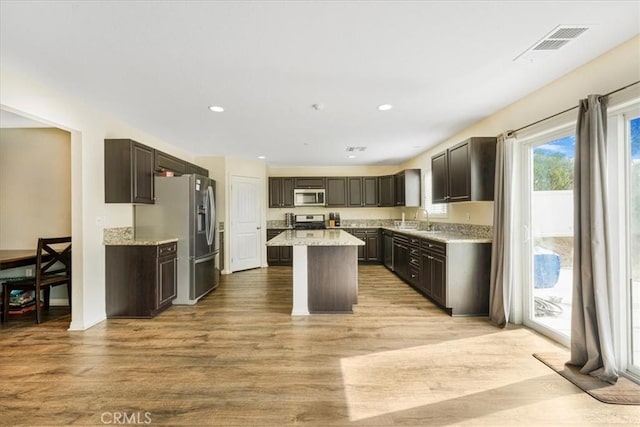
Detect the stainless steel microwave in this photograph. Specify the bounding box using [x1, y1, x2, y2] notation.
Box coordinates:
[294, 189, 326, 206]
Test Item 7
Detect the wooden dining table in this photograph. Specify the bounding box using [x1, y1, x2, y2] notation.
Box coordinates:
[0, 250, 40, 270]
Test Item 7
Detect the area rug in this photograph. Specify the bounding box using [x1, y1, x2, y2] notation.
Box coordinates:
[533, 352, 640, 405]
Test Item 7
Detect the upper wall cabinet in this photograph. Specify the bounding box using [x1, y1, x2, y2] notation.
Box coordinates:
[347, 176, 378, 207]
[105, 138, 155, 204]
[432, 137, 497, 203]
[269, 177, 294, 208]
[326, 177, 348, 207]
[377, 175, 395, 207]
[106, 139, 209, 204]
[294, 177, 325, 189]
[395, 169, 421, 207]
[186, 163, 209, 177]
[156, 151, 209, 177]
[155, 151, 187, 175]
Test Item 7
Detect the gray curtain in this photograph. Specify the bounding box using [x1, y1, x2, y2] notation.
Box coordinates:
[570, 94, 618, 384]
[489, 133, 516, 327]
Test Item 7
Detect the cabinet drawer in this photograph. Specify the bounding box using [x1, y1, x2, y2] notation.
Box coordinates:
[421, 239, 446, 255]
[159, 242, 177, 257]
[394, 233, 409, 244]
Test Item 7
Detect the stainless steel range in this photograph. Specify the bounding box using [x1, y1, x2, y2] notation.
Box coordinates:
[294, 214, 326, 230]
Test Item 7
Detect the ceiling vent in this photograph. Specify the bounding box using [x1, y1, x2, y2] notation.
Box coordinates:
[346, 146, 367, 152]
[515, 25, 590, 62]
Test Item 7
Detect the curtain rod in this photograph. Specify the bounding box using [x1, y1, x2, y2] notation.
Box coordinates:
[508, 80, 640, 137]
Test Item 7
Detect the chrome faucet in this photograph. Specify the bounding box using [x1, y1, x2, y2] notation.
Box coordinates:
[414, 208, 431, 230]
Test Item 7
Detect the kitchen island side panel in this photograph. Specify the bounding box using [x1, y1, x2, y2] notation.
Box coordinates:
[307, 246, 358, 313]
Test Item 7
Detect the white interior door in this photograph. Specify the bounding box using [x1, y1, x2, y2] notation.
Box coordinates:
[230, 175, 262, 272]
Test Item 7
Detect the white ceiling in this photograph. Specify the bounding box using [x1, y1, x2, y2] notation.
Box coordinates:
[1, 1, 638, 166]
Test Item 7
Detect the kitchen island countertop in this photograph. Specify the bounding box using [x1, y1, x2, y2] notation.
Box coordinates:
[266, 229, 364, 247]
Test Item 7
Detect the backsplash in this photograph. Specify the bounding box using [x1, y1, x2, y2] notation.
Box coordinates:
[103, 227, 134, 243]
[427, 222, 493, 239]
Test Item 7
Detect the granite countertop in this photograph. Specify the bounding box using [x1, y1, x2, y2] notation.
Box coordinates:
[104, 237, 179, 246]
[103, 227, 178, 246]
[266, 229, 365, 247]
[381, 226, 492, 244]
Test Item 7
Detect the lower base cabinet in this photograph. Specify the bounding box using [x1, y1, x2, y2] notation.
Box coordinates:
[106, 242, 177, 318]
[267, 228, 381, 265]
[267, 229, 293, 265]
[388, 230, 491, 316]
[346, 228, 380, 262]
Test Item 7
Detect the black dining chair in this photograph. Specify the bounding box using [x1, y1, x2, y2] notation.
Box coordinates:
[1, 236, 71, 324]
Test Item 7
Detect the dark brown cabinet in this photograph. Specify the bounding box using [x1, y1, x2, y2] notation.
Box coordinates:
[294, 177, 325, 189]
[420, 239, 446, 305]
[392, 233, 420, 286]
[431, 152, 448, 204]
[105, 139, 155, 204]
[266, 229, 293, 265]
[269, 177, 294, 208]
[347, 177, 378, 207]
[392, 233, 409, 280]
[346, 228, 380, 262]
[407, 236, 421, 288]
[432, 137, 497, 203]
[378, 175, 395, 207]
[390, 230, 491, 316]
[326, 177, 348, 207]
[155, 151, 187, 175]
[106, 242, 177, 318]
[382, 229, 394, 270]
[186, 163, 209, 177]
[394, 169, 421, 207]
[106, 139, 210, 205]
[395, 172, 405, 206]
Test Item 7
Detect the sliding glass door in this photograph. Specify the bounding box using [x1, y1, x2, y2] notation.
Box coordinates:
[628, 113, 640, 377]
[523, 129, 575, 344]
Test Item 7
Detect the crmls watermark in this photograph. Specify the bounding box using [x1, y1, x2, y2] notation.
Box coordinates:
[100, 411, 152, 425]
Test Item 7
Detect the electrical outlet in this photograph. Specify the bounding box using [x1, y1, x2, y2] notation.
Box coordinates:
[26, 268, 33, 277]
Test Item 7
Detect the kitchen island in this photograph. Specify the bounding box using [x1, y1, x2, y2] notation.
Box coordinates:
[266, 229, 364, 315]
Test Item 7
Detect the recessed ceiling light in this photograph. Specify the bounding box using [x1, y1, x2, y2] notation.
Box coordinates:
[208, 105, 224, 112]
[258, 156, 266, 159]
[348, 155, 356, 159]
[377, 104, 393, 111]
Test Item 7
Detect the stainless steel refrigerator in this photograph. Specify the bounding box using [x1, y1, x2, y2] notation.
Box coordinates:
[135, 174, 219, 305]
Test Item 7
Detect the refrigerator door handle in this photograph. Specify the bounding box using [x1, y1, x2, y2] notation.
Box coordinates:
[195, 253, 216, 264]
[206, 185, 215, 247]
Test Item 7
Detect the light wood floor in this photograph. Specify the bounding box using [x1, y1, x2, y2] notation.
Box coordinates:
[1, 265, 638, 426]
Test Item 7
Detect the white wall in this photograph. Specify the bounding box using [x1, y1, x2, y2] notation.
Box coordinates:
[402, 35, 640, 226]
[0, 127, 71, 248]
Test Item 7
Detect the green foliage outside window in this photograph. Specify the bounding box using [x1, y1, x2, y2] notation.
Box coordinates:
[533, 152, 574, 191]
